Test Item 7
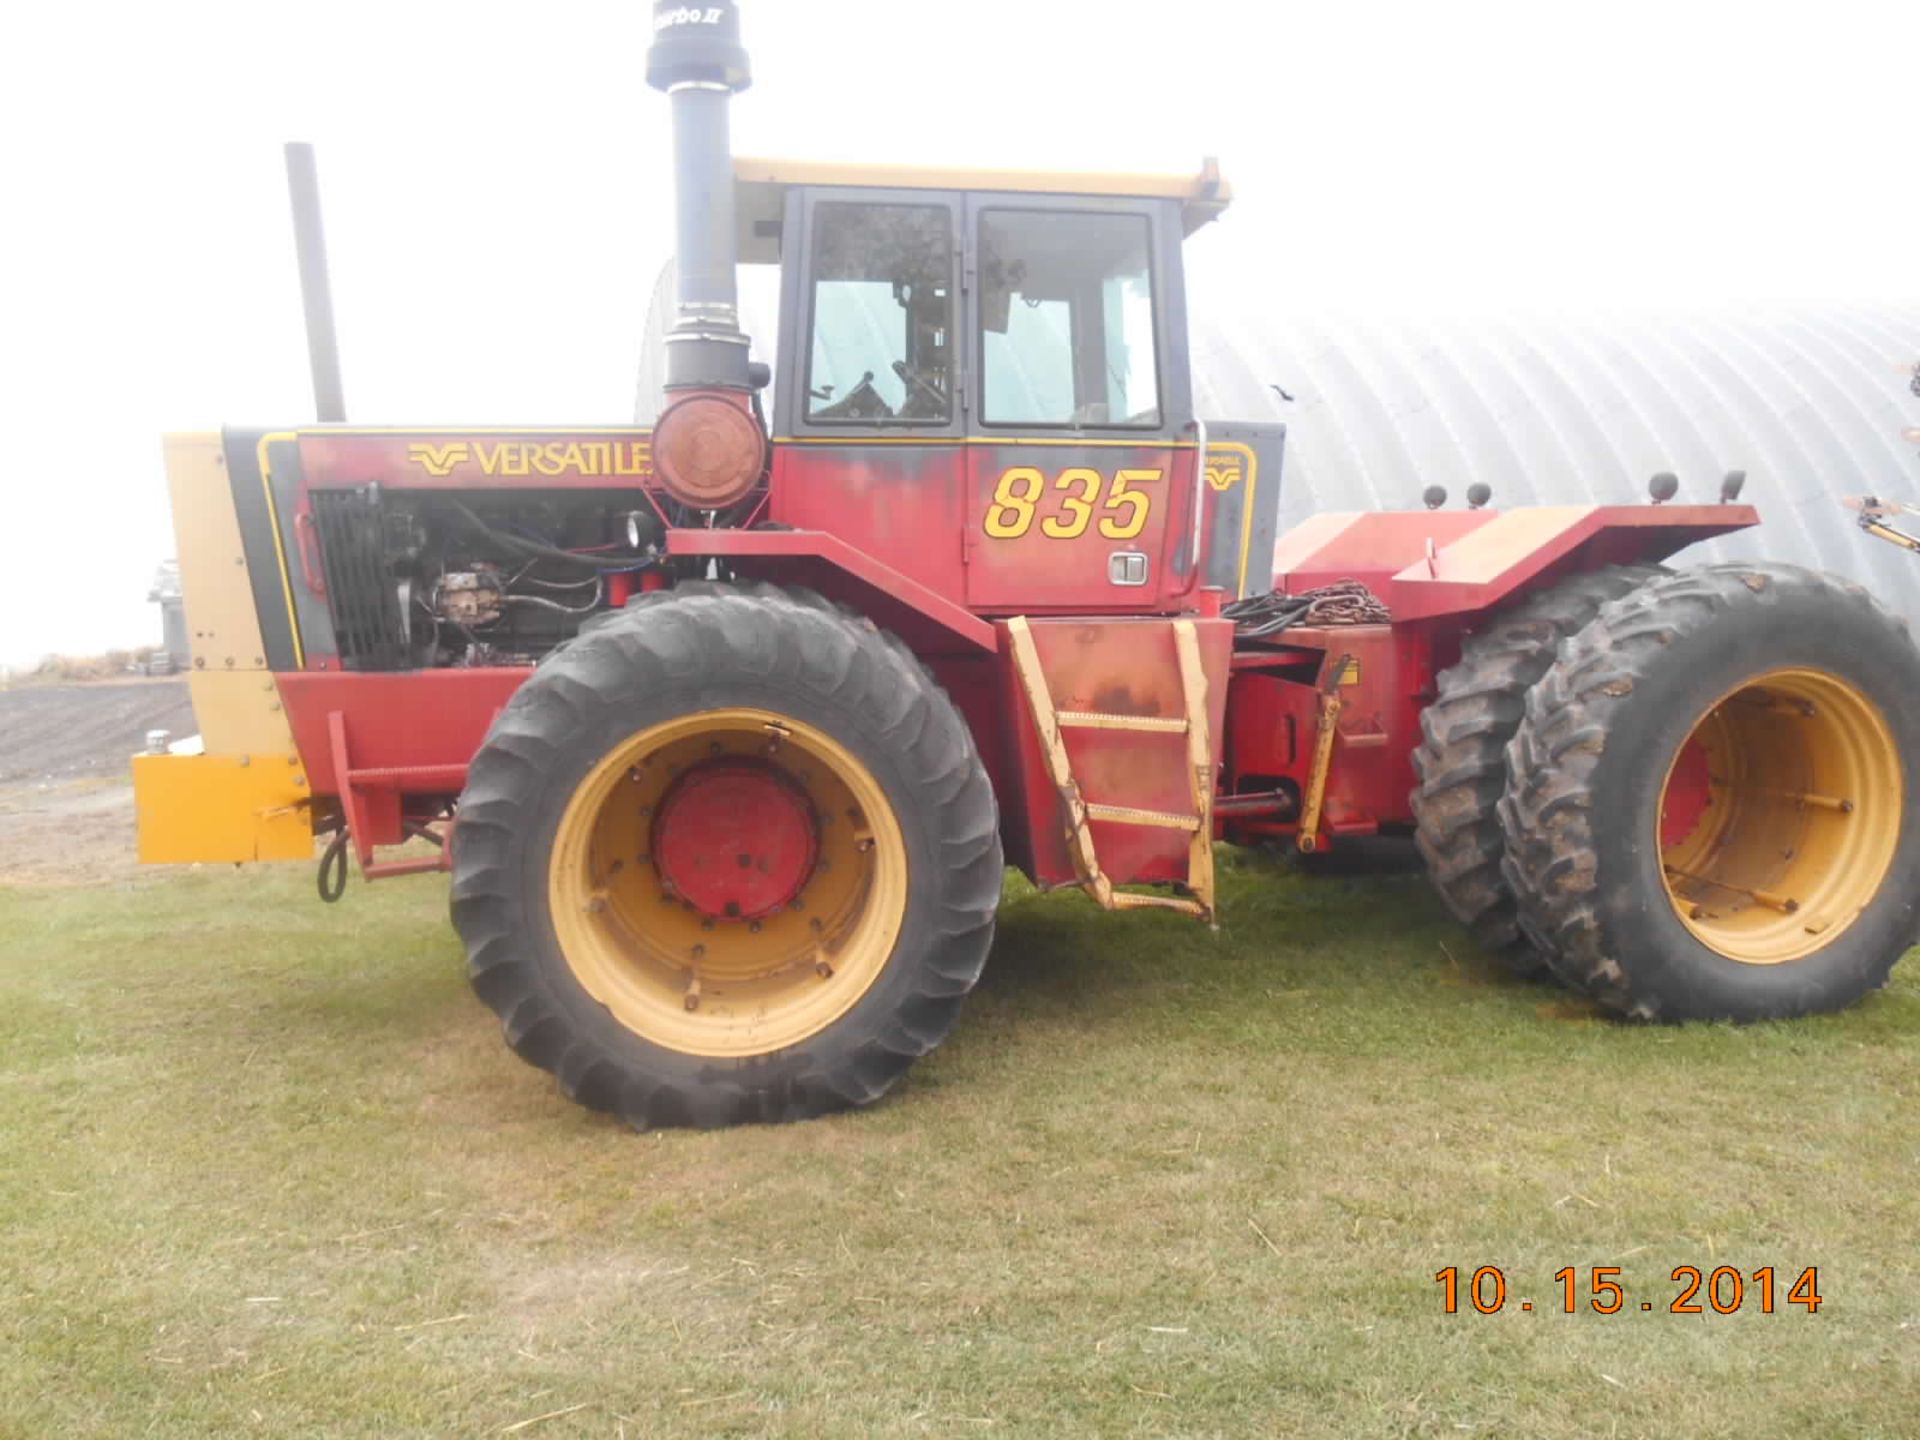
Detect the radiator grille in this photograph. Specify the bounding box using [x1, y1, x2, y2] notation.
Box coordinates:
[310, 489, 408, 671]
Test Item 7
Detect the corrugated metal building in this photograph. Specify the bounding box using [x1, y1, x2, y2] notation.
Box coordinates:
[1188, 298, 1920, 620]
[642, 265, 1920, 618]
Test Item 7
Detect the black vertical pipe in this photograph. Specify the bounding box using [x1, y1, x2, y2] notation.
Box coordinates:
[646, 2, 754, 392]
[284, 141, 347, 423]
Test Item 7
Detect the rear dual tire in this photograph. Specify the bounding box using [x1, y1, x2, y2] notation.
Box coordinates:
[1500, 564, 1920, 1021]
[1412, 566, 1663, 974]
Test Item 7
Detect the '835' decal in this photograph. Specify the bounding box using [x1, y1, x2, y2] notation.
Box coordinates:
[983, 466, 1164, 541]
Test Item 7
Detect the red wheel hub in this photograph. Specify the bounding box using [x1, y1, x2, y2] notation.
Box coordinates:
[1661, 734, 1714, 850]
[651, 760, 819, 920]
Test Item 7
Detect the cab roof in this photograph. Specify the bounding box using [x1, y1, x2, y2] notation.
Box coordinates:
[733, 155, 1230, 263]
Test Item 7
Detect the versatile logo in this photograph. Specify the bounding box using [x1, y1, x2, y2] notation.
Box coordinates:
[410, 443, 468, 477]
[405, 439, 652, 480]
[1204, 459, 1243, 492]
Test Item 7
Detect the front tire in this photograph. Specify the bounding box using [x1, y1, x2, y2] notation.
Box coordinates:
[450, 585, 1003, 1127]
[1500, 564, 1920, 1021]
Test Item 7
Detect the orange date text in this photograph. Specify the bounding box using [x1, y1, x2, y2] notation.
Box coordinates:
[1434, 1265, 1822, 1315]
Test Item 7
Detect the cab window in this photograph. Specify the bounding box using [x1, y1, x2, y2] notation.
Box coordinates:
[979, 210, 1160, 428]
[804, 202, 954, 424]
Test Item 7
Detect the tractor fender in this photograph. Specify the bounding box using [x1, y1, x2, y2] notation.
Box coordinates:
[1272, 503, 1759, 623]
[664, 527, 999, 654]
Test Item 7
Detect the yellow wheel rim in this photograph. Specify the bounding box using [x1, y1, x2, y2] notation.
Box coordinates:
[1657, 668, 1903, 965]
[548, 708, 908, 1056]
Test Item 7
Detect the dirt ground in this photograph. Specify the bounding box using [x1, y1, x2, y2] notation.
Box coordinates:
[0, 679, 193, 784]
[0, 680, 194, 884]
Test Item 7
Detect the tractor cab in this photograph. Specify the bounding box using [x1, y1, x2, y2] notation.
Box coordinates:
[729, 158, 1259, 616]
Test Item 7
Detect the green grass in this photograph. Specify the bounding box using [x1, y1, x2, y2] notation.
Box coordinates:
[2, 848, 1917, 1438]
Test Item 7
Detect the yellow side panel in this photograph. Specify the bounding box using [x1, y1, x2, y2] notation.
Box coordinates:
[133, 754, 313, 864]
[164, 432, 272, 673]
[188, 671, 300, 759]
[161, 432, 302, 765]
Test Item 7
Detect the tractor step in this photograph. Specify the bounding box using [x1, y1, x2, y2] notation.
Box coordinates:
[1056, 710, 1189, 734]
[1006, 616, 1217, 923]
[1083, 802, 1203, 831]
[1108, 891, 1209, 917]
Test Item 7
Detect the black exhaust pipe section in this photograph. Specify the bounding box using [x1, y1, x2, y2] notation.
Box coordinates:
[283, 142, 348, 423]
[645, 2, 753, 393]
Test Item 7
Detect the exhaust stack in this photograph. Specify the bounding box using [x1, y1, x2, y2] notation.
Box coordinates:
[645, 2, 753, 394]
[643, 1, 767, 509]
[283, 142, 347, 423]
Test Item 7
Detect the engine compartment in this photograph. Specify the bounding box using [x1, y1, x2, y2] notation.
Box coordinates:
[308, 486, 667, 669]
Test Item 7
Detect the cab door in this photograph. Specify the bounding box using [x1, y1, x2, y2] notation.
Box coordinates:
[768, 188, 968, 603]
[961, 195, 1200, 612]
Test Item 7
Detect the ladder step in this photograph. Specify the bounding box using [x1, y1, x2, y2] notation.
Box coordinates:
[1004, 613, 1216, 925]
[1056, 710, 1188, 734]
[1084, 802, 1203, 831]
[1108, 891, 1209, 916]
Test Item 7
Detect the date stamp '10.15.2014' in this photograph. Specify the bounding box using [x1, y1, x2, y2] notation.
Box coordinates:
[1436, 1265, 1823, 1316]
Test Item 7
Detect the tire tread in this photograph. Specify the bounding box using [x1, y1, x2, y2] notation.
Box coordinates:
[451, 583, 1001, 1127]
[1410, 565, 1663, 972]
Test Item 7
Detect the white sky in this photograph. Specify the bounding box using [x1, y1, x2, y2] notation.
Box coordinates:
[1, 0, 1913, 668]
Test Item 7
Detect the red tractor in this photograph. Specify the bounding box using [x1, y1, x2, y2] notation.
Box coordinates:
[136, 3, 1920, 1127]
